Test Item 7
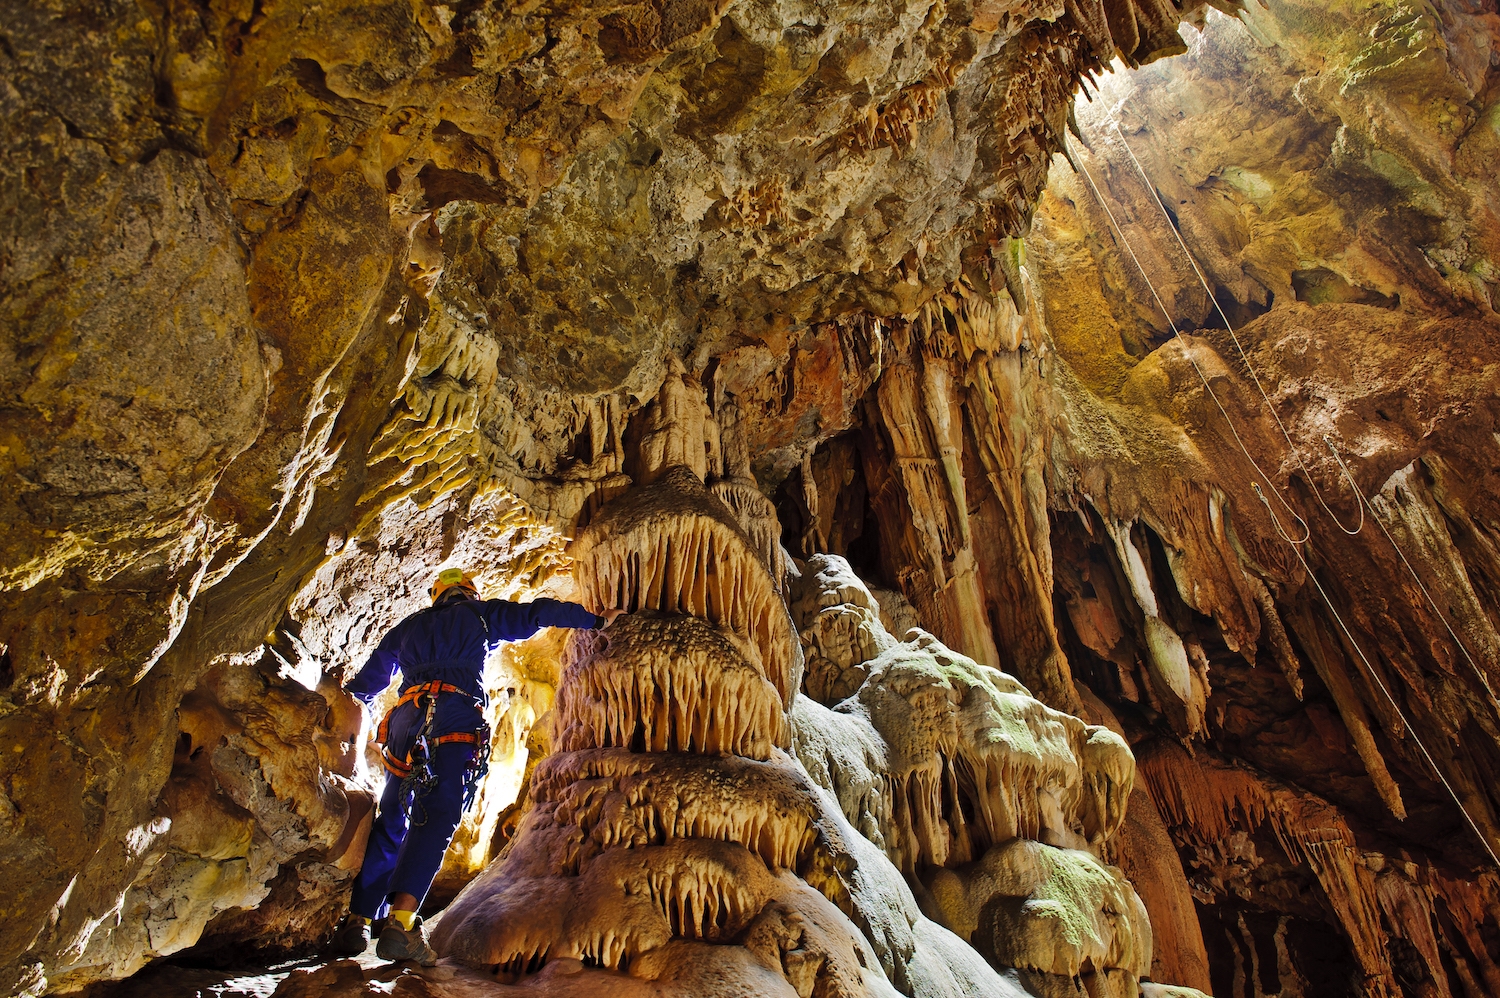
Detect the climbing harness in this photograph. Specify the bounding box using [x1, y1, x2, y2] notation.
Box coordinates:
[375, 599, 498, 824]
[377, 681, 491, 825]
[1070, 131, 1500, 867]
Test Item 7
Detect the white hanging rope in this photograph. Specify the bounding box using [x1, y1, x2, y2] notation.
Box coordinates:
[1068, 136, 1313, 546]
[1114, 119, 1500, 723]
[1330, 437, 1500, 712]
[1070, 135, 1500, 868]
[1111, 121, 1366, 536]
[1261, 485, 1500, 868]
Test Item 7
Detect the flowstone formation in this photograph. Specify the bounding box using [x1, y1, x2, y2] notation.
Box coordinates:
[792, 555, 1149, 997]
[1, 3, 1224, 982]
[6, 0, 1500, 994]
[428, 462, 1037, 997]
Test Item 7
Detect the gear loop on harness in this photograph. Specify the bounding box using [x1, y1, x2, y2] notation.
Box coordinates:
[376, 680, 489, 826]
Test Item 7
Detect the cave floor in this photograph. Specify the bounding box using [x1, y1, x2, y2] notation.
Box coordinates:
[84, 948, 393, 998]
[84, 951, 683, 998]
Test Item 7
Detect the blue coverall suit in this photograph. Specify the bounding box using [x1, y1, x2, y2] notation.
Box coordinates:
[343, 594, 603, 918]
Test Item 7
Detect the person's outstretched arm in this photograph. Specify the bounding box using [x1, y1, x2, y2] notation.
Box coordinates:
[344, 622, 403, 703]
[483, 598, 622, 642]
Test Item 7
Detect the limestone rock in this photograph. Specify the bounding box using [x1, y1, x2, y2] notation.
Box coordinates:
[7, 0, 1500, 993]
[789, 553, 1152, 991]
[432, 469, 1029, 997]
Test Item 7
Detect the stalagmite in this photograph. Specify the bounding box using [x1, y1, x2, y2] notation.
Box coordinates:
[712, 478, 792, 588]
[635, 359, 722, 487]
[922, 838, 1152, 983]
[789, 554, 1151, 992]
[432, 471, 1031, 997]
[555, 613, 789, 759]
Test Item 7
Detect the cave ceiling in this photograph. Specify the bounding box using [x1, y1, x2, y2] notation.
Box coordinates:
[3, 0, 1500, 997]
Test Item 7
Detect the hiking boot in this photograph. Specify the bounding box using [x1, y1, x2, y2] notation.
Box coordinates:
[376, 917, 438, 966]
[328, 914, 370, 956]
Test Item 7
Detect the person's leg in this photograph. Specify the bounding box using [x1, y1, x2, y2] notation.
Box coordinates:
[330, 769, 410, 955]
[386, 742, 474, 912]
[374, 743, 474, 965]
[349, 770, 410, 920]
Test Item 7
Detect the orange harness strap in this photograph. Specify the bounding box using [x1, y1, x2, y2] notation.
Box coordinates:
[376, 681, 483, 778]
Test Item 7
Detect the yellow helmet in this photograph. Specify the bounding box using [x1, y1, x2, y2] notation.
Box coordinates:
[430, 567, 480, 603]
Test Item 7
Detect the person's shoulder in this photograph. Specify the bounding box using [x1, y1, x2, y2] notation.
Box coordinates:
[479, 596, 529, 609]
[394, 605, 437, 629]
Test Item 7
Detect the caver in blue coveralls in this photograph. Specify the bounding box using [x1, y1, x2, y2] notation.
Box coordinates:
[343, 594, 603, 918]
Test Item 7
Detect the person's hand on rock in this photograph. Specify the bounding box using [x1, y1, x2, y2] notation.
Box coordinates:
[599, 607, 627, 625]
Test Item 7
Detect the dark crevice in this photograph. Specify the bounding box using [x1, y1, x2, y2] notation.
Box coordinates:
[416, 164, 523, 209]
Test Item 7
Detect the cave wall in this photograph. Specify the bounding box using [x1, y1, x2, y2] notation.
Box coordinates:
[740, 2, 1500, 994]
[4, 0, 1500, 996]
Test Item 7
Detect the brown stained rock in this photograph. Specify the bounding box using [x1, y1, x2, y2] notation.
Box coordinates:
[1113, 788, 1213, 993]
[13, 0, 1500, 994]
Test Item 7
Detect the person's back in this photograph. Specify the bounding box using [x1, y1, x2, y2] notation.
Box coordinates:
[347, 589, 603, 703]
[330, 568, 619, 964]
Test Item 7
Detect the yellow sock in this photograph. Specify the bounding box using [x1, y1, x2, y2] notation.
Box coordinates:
[391, 909, 417, 931]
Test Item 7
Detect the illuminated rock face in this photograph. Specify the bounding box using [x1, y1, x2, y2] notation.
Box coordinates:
[425, 464, 980, 995]
[791, 555, 1149, 997]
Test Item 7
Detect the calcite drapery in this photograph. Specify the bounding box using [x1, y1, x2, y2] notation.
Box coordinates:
[9, 0, 1500, 993]
[432, 467, 890, 994]
[428, 452, 1154, 998]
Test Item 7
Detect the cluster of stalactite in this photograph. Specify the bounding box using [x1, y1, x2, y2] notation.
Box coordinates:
[431, 467, 888, 994]
[774, 232, 1500, 995]
[1139, 742, 1500, 998]
[569, 467, 801, 705]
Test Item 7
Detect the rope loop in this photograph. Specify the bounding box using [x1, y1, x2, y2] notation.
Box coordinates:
[1320, 435, 1366, 535]
[1073, 128, 1500, 867]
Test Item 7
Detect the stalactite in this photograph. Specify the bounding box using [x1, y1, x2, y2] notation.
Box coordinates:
[570, 466, 802, 705]
[1244, 573, 1303, 698]
[1137, 741, 1407, 996]
[711, 479, 790, 589]
[1105, 519, 1206, 737]
[1287, 605, 1408, 821]
[553, 614, 788, 758]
